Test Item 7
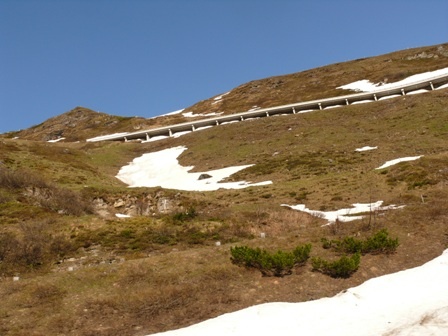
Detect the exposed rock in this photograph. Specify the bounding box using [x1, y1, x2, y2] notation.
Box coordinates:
[157, 197, 174, 213]
[91, 193, 182, 218]
[113, 199, 125, 208]
[198, 173, 212, 180]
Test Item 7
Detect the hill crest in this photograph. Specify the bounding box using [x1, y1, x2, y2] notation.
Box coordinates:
[4, 43, 448, 142]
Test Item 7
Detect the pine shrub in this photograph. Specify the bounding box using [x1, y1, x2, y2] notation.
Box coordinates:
[321, 229, 399, 255]
[311, 253, 361, 278]
[230, 244, 311, 277]
[362, 229, 399, 254]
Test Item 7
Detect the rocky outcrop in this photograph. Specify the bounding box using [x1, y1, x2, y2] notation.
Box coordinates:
[92, 191, 184, 218]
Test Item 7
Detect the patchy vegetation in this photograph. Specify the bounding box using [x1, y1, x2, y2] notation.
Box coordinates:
[321, 229, 399, 255]
[311, 253, 361, 278]
[230, 244, 311, 277]
[0, 43, 447, 335]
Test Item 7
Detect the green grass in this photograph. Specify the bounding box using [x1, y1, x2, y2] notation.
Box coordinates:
[0, 43, 448, 335]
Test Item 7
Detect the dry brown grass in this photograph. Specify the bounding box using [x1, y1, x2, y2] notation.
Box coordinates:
[1, 196, 447, 335]
[1, 44, 448, 335]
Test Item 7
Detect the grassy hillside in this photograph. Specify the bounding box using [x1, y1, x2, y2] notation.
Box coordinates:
[0, 43, 448, 335]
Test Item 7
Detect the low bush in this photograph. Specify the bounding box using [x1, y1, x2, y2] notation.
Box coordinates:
[321, 229, 399, 255]
[361, 229, 399, 254]
[0, 167, 49, 190]
[171, 207, 197, 223]
[311, 253, 361, 278]
[39, 187, 94, 216]
[0, 167, 92, 216]
[0, 221, 75, 275]
[230, 244, 311, 277]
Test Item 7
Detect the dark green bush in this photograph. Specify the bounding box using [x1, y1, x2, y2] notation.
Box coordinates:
[230, 245, 263, 268]
[311, 253, 361, 278]
[362, 229, 399, 254]
[230, 244, 311, 277]
[321, 229, 399, 255]
[171, 207, 197, 222]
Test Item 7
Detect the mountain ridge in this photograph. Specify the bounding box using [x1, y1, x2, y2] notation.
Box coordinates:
[3, 42, 448, 142]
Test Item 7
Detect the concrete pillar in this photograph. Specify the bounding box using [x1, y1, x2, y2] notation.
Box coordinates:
[192, 125, 196, 131]
[318, 103, 322, 110]
[169, 129, 173, 137]
[124, 137, 128, 142]
[292, 107, 296, 114]
[240, 116, 244, 121]
[216, 120, 220, 125]
[430, 82, 435, 90]
[373, 94, 378, 101]
[401, 89, 406, 96]
[345, 99, 349, 105]
[146, 133, 150, 141]
[266, 111, 270, 117]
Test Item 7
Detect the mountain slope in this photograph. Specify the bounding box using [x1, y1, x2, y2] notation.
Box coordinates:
[0, 43, 447, 336]
[183, 43, 448, 115]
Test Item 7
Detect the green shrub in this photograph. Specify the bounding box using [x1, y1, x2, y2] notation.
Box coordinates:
[230, 244, 311, 277]
[230, 245, 263, 268]
[171, 207, 197, 223]
[362, 229, 399, 254]
[293, 244, 313, 265]
[311, 253, 361, 278]
[321, 229, 399, 255]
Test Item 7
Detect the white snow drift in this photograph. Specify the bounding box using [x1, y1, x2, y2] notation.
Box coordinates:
[355, 145, 377, 152]
[148, 249, 448, 336]
[282, 201, 404, 224]
[337, 67, 448, 92]
[376, 155, 423, 170]
[116, 146, 272, 191]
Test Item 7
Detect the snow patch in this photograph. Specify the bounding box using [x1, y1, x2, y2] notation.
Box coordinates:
[337, 67, 448, 92]
[116, 146, 272, 191]
[47, 138, 65, 143]
[87, 132, 130, 142]
[182, 111, 223, 118]
[376, 156, 423, 170]
[282, 201, 404, 224]
[355, 146, 377, 152]
[148, 249, 448, 336]
[115, 213, 131, 218]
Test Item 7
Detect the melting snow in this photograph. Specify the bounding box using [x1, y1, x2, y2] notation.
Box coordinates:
[376, 156, 423, 170]
[213, 92, 230, 101]
[116, 146, 272, 191]
[115, 213, 131, 218]
[337, 67, 448, 92]
[282, 201, 404, 224]
[355, 146, 377, 152]
[182, 111, 223, 118]
[148, 248, 448, 336]
[141, 135, 169, 143]
[47, 137, 66, 143]
[87, 132, 130, 142]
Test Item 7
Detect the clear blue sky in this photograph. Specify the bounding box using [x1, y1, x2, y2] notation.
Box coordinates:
[1, 0, 447, 133]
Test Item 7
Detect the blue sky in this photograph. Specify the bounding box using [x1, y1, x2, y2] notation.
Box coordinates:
[1, 0, 447, 134]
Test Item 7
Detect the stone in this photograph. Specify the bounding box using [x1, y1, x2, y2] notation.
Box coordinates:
[198, 173, 212, 180]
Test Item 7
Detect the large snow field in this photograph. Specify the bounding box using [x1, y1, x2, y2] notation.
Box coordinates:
[148, 249, 448, 336]
[116, 146, 272, 191]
